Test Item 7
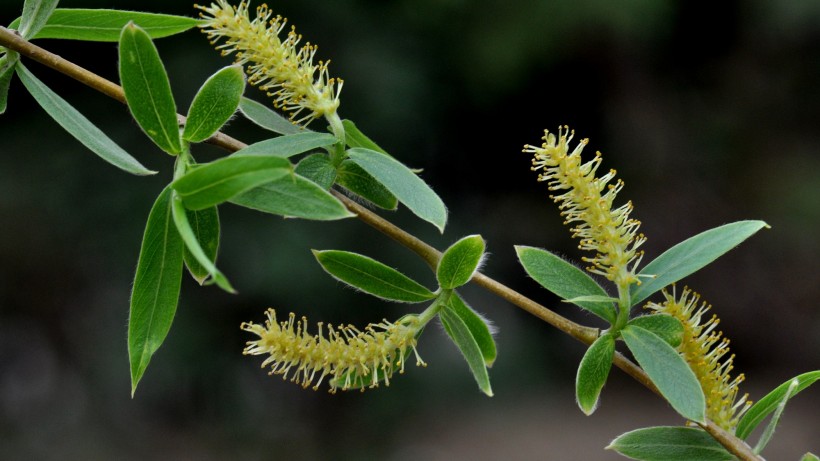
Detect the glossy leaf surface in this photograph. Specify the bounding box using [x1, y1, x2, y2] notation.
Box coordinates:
[336, 159, 398, 210]
[607, 426, 733, 461]
[515, 246, 616, 324]
[440, 304, 493, 396]
[180, 206, 220, 285]
[16, 63, 155, 175]
[19, 0, 59, 39]
[129, 186, 184, 395]
[313, 250, 436, 303]
[736, 370, 820, 440]
[238, 96, 303, 135]
[622, 325, 705, 423]
[171, 155, 290, 210]
[630, 221, 769, 307]
[448, 294, 496, 367]
[183, 65, 245, 143]
[231, 173, 353, 220]
[347, 147, 447, 232]
[232, 132, 337, 158]
[170, 193, 233, 293]
[576, 333, 615, 415]
[437, 235, 485, 289]
[9, 9, 198, 41]
[119, 22, 181, 155]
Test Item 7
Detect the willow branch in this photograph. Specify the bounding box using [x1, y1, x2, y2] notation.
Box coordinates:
[0, 25, 762, 461]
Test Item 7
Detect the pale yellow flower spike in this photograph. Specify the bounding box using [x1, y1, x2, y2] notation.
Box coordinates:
[195, 0, 342, 126]
[646, 287, 752, 431]
[523, 127, 646, 288]
[241, 309, 425, 393]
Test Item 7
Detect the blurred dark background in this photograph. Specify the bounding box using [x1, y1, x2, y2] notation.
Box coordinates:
[1, 0, 818, 459]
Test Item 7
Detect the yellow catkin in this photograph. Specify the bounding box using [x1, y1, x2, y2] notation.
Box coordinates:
[523, 126, 645, 287]
[646, 287, 752, 431]
[195, 0, 342, 125]
[241, 309, 424, 392]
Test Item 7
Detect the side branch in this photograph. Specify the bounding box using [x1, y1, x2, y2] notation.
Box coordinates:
[0, 26, 761, 461]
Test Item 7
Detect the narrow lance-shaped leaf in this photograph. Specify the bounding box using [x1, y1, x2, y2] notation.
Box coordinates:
[232, 132, 338, 158]
[753, 378, 798, 454]
[183, 65, 245, 143]
[515, 246, 616, 324]
[180, 206, 220, 285]
[19, 0, 59, 39]
[437, 235, 485, 289]
[239, 96, 303, 135]
[440, 304, 493, 397]
[336, 159, 398, 210]
[129, 186, 184, 396]
[576, 333, 615, 415]
[171, 193, 234, 293]
[626, 314, 684, 348]
[171, 155, 291, 210]
[736, 370, 820, 440]
[621, 325, 706, 423]
[16, 63, 155, 175]
[119, 22, 182, 155]
[449, 294, 497, 367]
[607, 426, 734, 461]
[8, 9, 198, 41]
[630, 221, 769, 307]
[347, 148, 447, 232]
[313, 250, 436, 303]
[343, 119, 389, 155]
[1, 54, 19, 115]
[230, 173, 353, 221]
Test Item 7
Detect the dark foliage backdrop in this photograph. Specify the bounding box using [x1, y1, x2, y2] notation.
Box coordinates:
[1, 0, 818, 459]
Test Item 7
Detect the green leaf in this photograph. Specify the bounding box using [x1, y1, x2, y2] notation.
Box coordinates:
[232, 132, 337, 158]
[182, 65, 245, 143]
[562, 295, 620, 304]
[736, 370, 820, 440]
[343, 119, 389, 155]
[336, 159, 398, 210]
[347, 147, 447, 232]
[607, 426, 733, 461]
[627, 314, 684, 348]
[19, 0, 59, 39]
[313, 250, 436, 303]
[119, 22, 182, 155]
[621, 325, 705, 423]
[576, 333, 615, 415]
[801, 453, 820, 461]
[440, 304, 493, 396]
[230, 173, 353, 220]
[437, 235, 485, 289]
[129, 186, 184, 396]
[630, 221, 769, 307]
[0, 54, 17, 115]
[170, 193, 234, 293]
[180, 206, 220, 285]
[515, 246, 616, 324]
[753, 378, 798, 454]
[9, 9, 198, 41]
[448, 294, 497, 367]
[295, 153, 336, 189]
[171, 155, 291, 210]
[238, 96, 303, 135]
[16, 63, 155, 175]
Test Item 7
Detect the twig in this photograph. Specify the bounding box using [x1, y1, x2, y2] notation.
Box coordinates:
[0, 25, 762, 461]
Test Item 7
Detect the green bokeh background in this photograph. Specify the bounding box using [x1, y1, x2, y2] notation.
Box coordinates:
[1, 0, 818, 459]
